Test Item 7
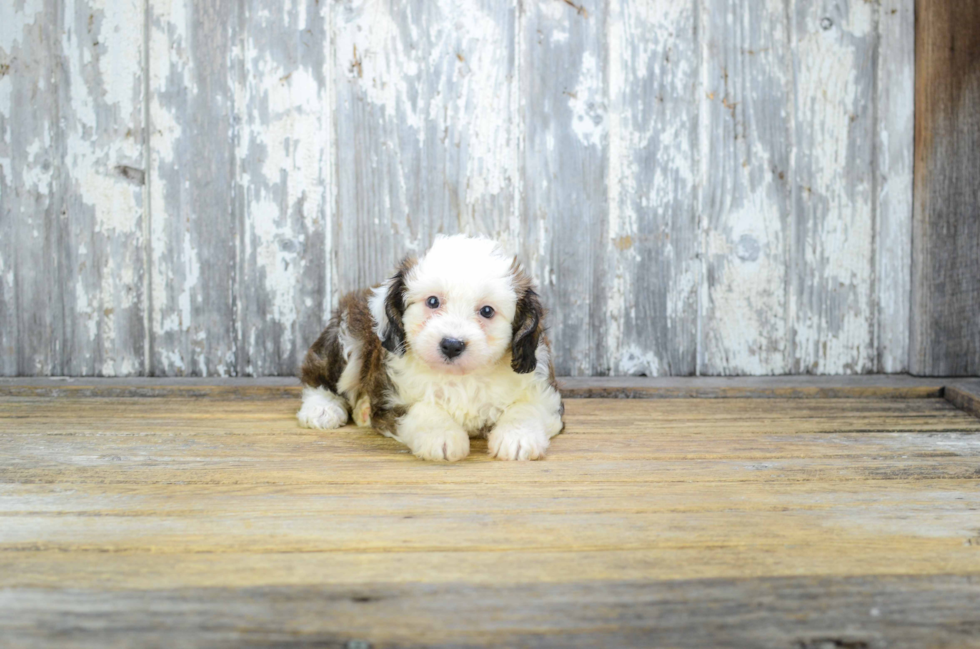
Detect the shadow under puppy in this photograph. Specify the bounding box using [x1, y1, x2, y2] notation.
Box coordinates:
[298, 235, 564, 461]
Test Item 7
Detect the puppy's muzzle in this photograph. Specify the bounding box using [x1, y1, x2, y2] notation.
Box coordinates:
[439, 337, 466, 360]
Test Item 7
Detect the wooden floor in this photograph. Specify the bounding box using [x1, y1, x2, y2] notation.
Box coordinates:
[3, 381, 980, 647]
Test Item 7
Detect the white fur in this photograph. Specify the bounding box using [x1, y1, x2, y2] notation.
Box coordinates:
[387, 235, 563, 461]
[335, 315, 363, 400]
[368, 282, 393, 348]
[401, 236, 517, 375]
[305, 235, 564, 462]
[396, 401, 471, 462]
[297, 386, 349, 430]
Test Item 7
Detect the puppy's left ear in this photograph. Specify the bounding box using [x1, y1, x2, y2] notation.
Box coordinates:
[371, 256, 416, 355]
[511, 285, 542, 374]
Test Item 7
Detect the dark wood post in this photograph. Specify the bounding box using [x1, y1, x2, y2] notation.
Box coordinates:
[911, 0, 980, 375]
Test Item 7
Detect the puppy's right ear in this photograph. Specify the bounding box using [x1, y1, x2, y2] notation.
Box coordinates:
[370, 255, 416, 355]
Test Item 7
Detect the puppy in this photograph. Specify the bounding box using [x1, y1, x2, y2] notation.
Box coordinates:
[297, 235, 564, 461]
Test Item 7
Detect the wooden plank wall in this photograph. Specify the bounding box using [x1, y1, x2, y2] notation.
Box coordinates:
[0, 0, 922, 377]
[910, 0, 980, 377]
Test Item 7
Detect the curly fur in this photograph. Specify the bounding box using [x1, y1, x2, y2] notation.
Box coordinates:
[298, 235, 564, 462]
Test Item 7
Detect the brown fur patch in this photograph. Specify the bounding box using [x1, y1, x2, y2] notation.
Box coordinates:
[300, 288, 405, 436]
[301, 253, 561, 438]
[509, 262, 545, 374]
[380, 255, 416, 354]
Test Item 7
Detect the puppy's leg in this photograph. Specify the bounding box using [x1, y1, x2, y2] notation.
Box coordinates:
[297, 386, 349, 430]
[397, 402, 470, 462]
[488, 397, 563, 461]
[298, 295, 364, 430]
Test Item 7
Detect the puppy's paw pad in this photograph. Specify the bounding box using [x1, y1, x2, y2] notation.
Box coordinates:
[412, 431, 470, 462]
[352, 396, 372, 427]
[488, 427, 549, 461]
[297, 401, 348, 430]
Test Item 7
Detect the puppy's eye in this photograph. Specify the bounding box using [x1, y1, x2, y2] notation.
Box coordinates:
[426, 296, 440, 309]
[479, 305, 495, 319]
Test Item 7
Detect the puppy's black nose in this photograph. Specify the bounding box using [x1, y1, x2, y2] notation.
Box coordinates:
[440, 337, 466, 360]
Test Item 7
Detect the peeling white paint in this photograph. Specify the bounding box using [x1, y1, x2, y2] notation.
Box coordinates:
[431, 0, 515, 206]
[704, 188, 788, 375]
[792, 1, 876, 373]
[875, 0, 914, 373]
[335, 0, 421, 131]
[2, 0, 917, 377]
[569, 51, 605, 149]
[603, 0, 698, 376]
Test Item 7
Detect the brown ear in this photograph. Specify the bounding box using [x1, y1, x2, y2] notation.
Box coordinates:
[511, 286, 542, 374]
[381, 256, 415, 355]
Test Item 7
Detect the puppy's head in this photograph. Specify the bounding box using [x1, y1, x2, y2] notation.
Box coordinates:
[370, 235, 542, 375]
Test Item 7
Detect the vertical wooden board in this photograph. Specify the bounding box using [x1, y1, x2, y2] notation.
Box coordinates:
[0, 0, 63, 376]
[148, 0, 239, 376]
[910, 0, 980, 376]
[331, 0, 517, 296]
[698, 0, 793, 376]
[522, 0, 606, 376]
[61, 0, 146, 376]
[602, 1, 698, 377]
[237, 0, 329, 376]
[0, 0, 145, 376]
[874, 0, 913, 373]
[789, 0, 876, 374]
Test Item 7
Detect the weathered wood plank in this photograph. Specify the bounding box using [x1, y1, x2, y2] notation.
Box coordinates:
[946, 380, 980, 420]
[522, 0, 605, 376]
[2, 0, 921, 380]
[0, 375, 954, 399]
[910, 0, 980, 376]
[4, 398, 980, 491]
[3, 576, 980, 648]
[603, 0, 698, 376]
[4, 394, 975, 429]
[557, 374, 949, 399]
[699, 0, 793, 376]
[236, 0, 330, 376]
[6, 479, 976, 517]
[147, 0, 239, 376]
[5, 544, 980, 591]
[874, 0, 914, 373]
[4, 394, 980, 645]
[331, 0, 517, 295]
[60, 0, 147, 377]
[0, 0, 146, 377]
[790, 0, 877, 374]
[9, 498, 980, 553]
[2, 397, 980, 557]
[0, 0, 63, 376]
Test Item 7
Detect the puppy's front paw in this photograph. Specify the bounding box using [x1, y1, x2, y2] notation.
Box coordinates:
[488, 424, 549, 461]
[297, 387, 349, 430]
[405, 427, 470, 462]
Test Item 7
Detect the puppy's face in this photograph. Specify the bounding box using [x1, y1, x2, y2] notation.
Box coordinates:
[372, 236, 541, 375]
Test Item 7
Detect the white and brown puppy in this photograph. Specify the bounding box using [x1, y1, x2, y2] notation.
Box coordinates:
[297, 235, 564, 461]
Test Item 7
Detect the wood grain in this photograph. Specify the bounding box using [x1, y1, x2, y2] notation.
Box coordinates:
[0, 375, 954, 399]
[911, 0, 980, 376]
[604, 0, 698, 376]
[1, 0, 924, 377]
[237, 0, 329, 376]
[331, 0, 517, 295]
[147, 0, 239, 376]
[699, 0, 793, 376]
[521, 0, 606, 376]
[0, 0, 146, 376]
[946, 379, 980, 419]
[2, 393, 980, 644]
[790, 0, 877, 374]
[3, 576, 979, 648]
[875, 0, 915, 373]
